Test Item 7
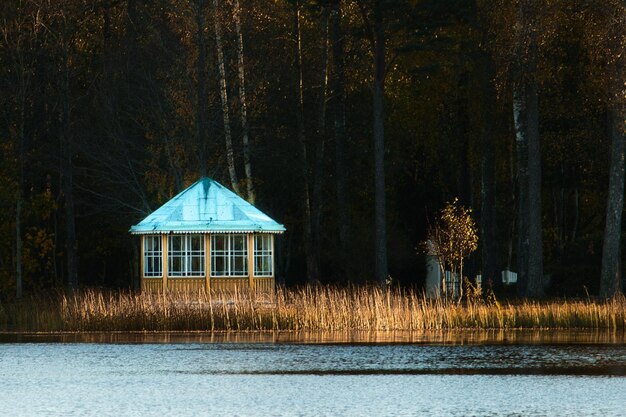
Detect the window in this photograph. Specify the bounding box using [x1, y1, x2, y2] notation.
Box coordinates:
[254, 235, 273, 276]
[211, 234, 247, 276]
[168, 235, 205, 277]
[143, 235, 162, 277]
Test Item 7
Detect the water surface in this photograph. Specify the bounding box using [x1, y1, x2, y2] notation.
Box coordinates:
[2, 331, 626, 416]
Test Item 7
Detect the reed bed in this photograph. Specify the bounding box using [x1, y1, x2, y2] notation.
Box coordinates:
[1, 286, 625, 332]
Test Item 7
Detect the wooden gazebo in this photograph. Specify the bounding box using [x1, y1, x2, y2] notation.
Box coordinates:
[130, 177, 285, 293]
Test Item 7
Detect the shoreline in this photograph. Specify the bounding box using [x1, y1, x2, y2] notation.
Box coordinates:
[2, 328, 626, 345]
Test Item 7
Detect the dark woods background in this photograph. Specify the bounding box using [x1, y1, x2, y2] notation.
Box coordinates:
[0, 0, 624, 297]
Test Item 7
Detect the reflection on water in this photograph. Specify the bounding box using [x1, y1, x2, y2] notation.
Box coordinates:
[1, 332, 626, 416]
[1, 328, 626, 344]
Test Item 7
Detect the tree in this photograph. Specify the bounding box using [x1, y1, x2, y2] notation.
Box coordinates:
[512, 0, 544, 297]
[427, 198, 478, 300]
[292, 0, 318, 284]
[359, 0, 389, 286]
[372, 0, 388, 286]
[329, 0, 352, 280]
[0, 1, 42, 297]
[470, 1, 500, 292]
[195, 0, 210, 177]
[213, 0, 240, 194]
[311, 3, 330, 285]
[44, 0, 89, 290]
[585, 0, 626, 298]
[231, 0, 256, 204]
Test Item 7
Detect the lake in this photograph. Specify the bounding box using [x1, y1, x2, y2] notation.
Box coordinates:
[2, 331, 626, 416]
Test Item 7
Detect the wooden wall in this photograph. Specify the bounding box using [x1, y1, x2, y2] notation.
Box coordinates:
[140, 277, 275, 294]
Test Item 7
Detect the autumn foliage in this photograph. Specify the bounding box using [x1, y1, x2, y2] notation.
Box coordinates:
[427, 199, 478, 299]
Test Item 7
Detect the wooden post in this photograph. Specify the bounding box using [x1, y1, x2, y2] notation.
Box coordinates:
[139, 235, 144, 291]
[248, 233, 254, 290]
[205, 234, 211, 294]
[271, 235, 276, 292]
[271, 235, 275, 278]
[162, 234, 168, 292]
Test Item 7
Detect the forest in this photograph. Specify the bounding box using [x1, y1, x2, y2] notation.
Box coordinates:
[0, 0, 624, 299]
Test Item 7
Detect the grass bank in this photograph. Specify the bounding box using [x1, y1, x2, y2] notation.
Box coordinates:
[1, 286, 625, 332]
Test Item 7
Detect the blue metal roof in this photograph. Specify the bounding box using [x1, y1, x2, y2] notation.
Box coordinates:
[129, 177, 286, 234]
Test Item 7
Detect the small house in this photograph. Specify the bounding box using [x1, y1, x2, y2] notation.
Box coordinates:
[130, 177, 285, 293]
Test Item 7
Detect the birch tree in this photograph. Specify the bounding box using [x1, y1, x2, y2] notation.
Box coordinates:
[231, 0, 255, 203]
[213, 0, 240, 194]
[194, 0, 209, 177]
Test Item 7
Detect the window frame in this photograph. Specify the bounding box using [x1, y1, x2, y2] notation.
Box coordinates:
[210, 234, 248, 277]
[167, 234, 205, 278]
[143, 235, 163, 278]
[253, 234, 273, 277]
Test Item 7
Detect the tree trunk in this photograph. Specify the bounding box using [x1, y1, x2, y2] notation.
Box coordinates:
[103, 0, 113, 97]
[455, 70, 472, 207]
[15, 198, 22, 298]
[512, 81, 545, 297]
[600, 107, 625, 298]
[513, 88, 529, 296]
[15, 65, 26, 298]
[15, 112, 24, 298]
[330, 0, 351, 281]
[438, 257, 446, 298]
[459, 259, 464, 302]
[513, 3, 543, 298]
[214, 0, 240, 194]
[478, 50, 499, 292]
[373, 0, 388, 286]
[293, 1, 318, 284]
[525, 62, 544, 298]
[513, 81, 544, 297]
[232, 0, 255, 204]
[195, 0, 209, 177]
[61, 41, 78, 289]
[506, 125, 516, 271]
[571, 187, 579, 242]
[311, 7, 330, 283]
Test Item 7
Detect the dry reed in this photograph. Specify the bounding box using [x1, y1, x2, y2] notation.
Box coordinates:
[1, 286, 625, 332]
